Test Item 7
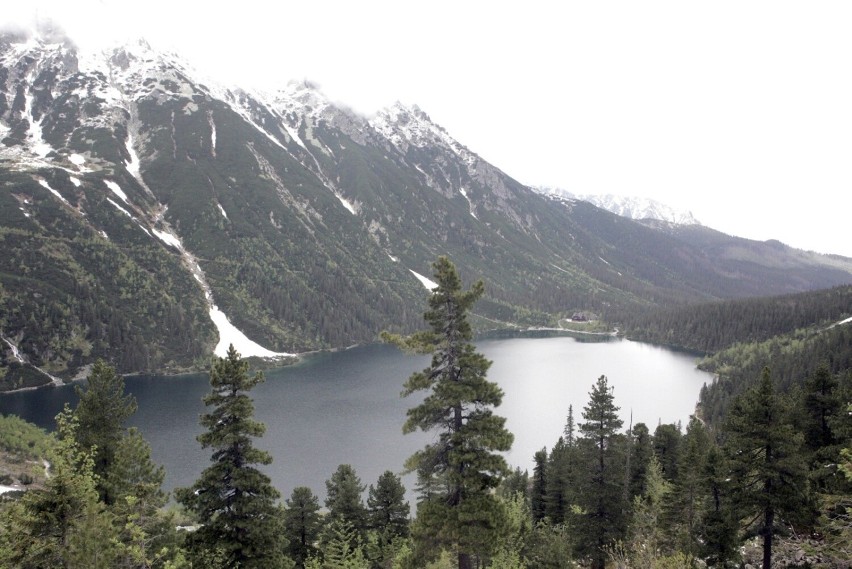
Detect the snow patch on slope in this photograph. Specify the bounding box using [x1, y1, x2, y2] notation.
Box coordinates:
[152, 228, 182, 249]
[37, 179, 69, 206]
[152, 226, 292, 360]
[409, 269, 438, 290]
[207, 111, 217, 157]
[23, 83, 53, 158]
[125, 134, 142, 178]
[69, 154, 89, 171]
[210, 307, 293, 359]
[107, 197, 132, 217]
[104, 180, 130, 204]
[2, 337, 25, 363]
[828, 316, 852, 330]
[337, 196, 357, 215]
[459, 187, 477, 219]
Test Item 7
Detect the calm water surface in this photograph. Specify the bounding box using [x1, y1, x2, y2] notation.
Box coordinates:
[0, 335, 712, 500]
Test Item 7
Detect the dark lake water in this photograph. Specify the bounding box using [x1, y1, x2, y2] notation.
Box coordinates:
[0, 335, 712, 502]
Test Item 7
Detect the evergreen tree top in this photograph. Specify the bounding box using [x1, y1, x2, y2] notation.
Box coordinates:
[580, 375, 623, 438]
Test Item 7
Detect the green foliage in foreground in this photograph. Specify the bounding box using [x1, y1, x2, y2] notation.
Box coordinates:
[0, 362, 186, 568]
[0, 414, 52, 460]
[0, 265, 849, 568]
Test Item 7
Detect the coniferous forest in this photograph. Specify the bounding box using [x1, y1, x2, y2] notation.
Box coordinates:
[0, 259, 850, 569]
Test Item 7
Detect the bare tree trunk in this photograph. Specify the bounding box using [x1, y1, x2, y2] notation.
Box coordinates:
[763, 507, 774, 569]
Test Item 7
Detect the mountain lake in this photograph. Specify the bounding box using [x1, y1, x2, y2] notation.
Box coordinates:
[0, 333, 713, 501]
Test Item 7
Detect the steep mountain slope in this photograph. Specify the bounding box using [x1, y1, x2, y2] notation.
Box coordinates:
[1, 28, 851, 386]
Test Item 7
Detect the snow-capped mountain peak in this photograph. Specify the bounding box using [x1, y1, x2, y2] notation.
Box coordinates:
[370, 101, 470, 161]
[535, 187, 700, 226]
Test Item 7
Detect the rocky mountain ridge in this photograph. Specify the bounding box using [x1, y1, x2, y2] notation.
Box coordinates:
[534, 187, 700, 226]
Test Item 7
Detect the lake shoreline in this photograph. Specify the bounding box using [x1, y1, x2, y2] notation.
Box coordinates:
[0, 325, 660, 395]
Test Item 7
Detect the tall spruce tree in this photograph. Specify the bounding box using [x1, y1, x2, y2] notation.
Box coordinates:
[627, 455, 671, 567]
[383, 256, 513, 569]
[325, 464, 368, 539]
[531, 448, 548, 524]
[545, 408, 581, 525]
[73, 359, 138, 504]
[72, 359, 176, 566]
[723, 367, 813, 569]
[699, 444, 739, 567]
[627, 422, 652, 500]
[576, 375, 627, 569]
[284, 486, 322, 569]
[544, 437, 572, 525]
[652, 423, 682, 483]
[176, 345, 287, 569]
[563, 404, 576, 445]
[367, 470, 410, 539]
[800, 363, 845, 491]
[668, 416, 711, 556]
[366, 471, 410, 569]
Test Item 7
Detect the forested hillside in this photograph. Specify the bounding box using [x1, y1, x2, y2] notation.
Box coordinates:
[619, 285, 852, 353]
[698, 321, 852, 425]
[616, 284, 852, 427]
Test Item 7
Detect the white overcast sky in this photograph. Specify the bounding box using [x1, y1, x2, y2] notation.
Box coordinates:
[6, 1, 852, 257]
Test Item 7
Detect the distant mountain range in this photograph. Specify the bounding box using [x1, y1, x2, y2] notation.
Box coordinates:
[533, 187, 701, 226]
[1, 26, 851, 387]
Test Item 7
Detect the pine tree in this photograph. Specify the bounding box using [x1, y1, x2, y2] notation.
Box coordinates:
[802, 364, 840, 450]
[367, 470, 410, 539]
[545, 407, 582, 526]
[698, 444, 739, 567]
[627, 455, 671, 567]
[175, 344, 287, 569]
[383, 256, 513, 569]
[800, 363, 845, 491]
[724, 367, 814, 569]
[108, 427, 177, 567]
[73, 360, 179, 566]
[666, 416, 710, 556]
[365, 471, 409, 569]
[652, 423, 681, 483]
[284, 486, 322, 569]
[627, 422, 652, 500]
[576, 375, 627, 569]
[325, 464, 368, 538]
[73, 358, 138, 504]
[544, 438, 571, 525]
[531, 448, 548, 524]
[563, 405, 576, 445]
[315, 518, 369, 569]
